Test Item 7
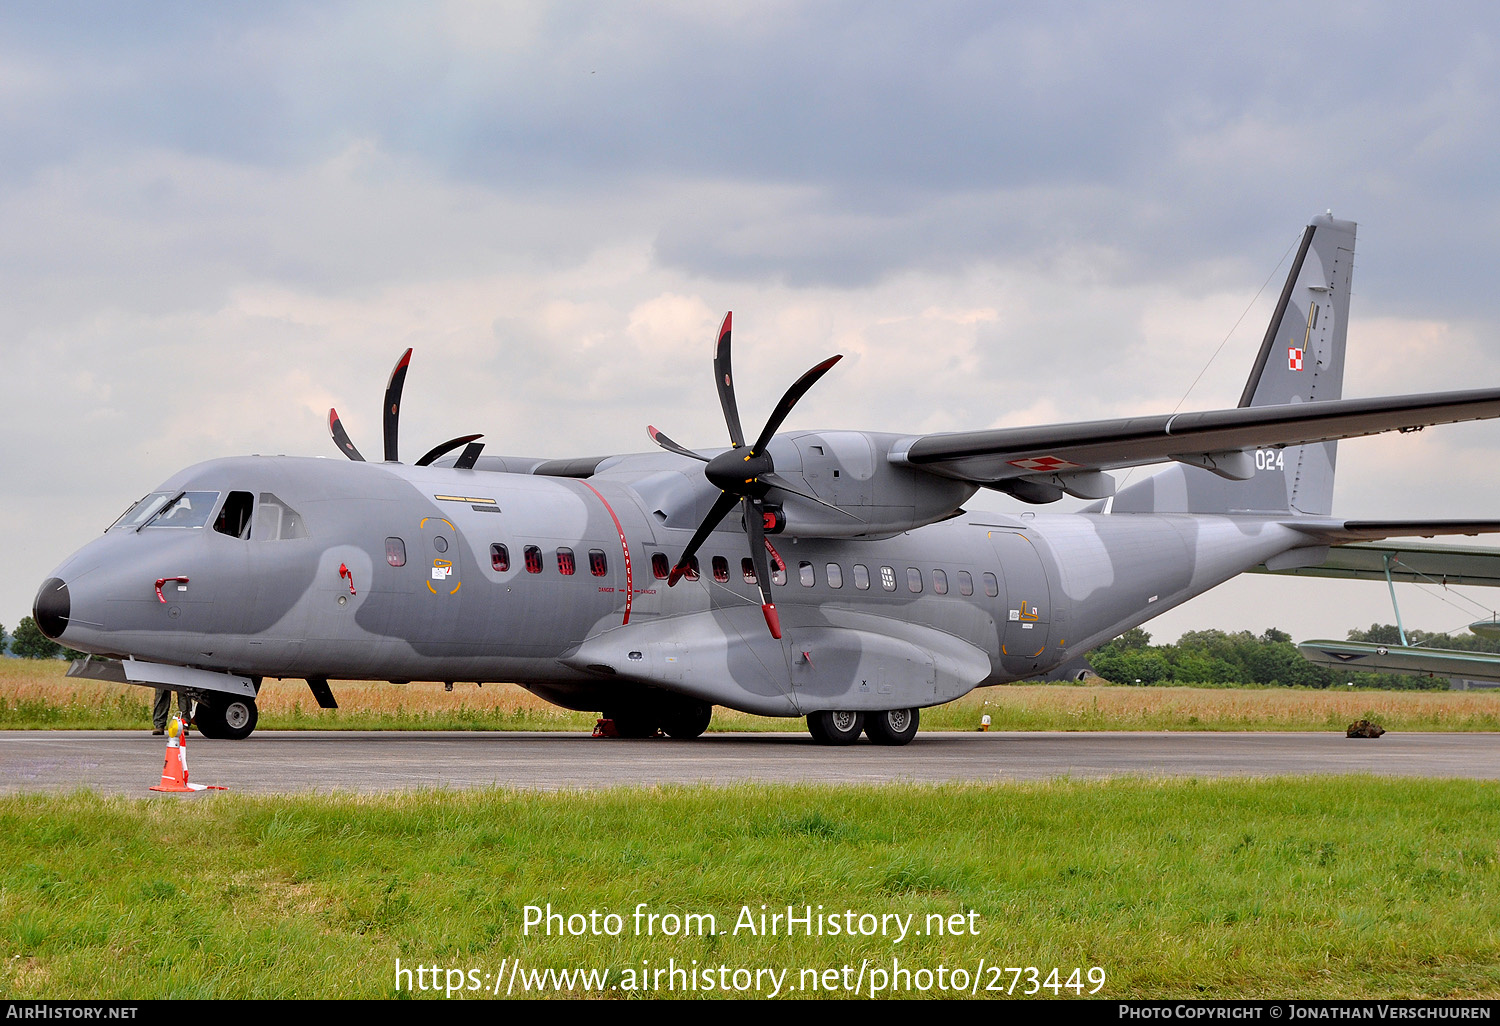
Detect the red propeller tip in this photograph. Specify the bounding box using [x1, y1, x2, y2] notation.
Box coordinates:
[762, 604, 781, 640]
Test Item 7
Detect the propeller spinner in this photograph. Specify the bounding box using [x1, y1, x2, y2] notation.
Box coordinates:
[328, 348, 484, 467]
[647, 312, 842, 639]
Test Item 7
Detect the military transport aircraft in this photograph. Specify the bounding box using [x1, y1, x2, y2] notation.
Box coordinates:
[33, 213, 1500, 744]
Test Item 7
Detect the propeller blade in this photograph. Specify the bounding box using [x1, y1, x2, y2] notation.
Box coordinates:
[328, 408, 366, 462]
[745, 497, 781, 639]
[668, 491, 741, 586]
[750, 354, 842, 454]
[648, 425, 711, 462]
[712, 312, 746, 449]
[383, 348, 413, 463]
[761, 473, 865, 520]
[415, 433, 484, 467]
[453, 441, 485, 470]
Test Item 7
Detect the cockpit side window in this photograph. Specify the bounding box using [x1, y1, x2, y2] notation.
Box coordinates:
[256, 493, 308, 540]
[214, 492, 255, 539]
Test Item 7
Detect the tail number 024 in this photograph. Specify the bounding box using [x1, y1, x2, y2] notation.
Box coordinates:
[1255, 448, 1284, 472]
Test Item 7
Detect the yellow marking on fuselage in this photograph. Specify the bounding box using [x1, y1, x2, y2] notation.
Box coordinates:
[420, 516, 456, 531]
[433, 495, 496, 505]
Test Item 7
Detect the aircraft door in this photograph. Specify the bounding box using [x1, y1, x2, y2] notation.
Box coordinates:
[989, 531, 1053, 677]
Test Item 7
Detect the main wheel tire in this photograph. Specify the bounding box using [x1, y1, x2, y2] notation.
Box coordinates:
[193, 700, 224, 739]
[660, 701, 712, 739]
[196, 697, 258, 740]
[807, 710, 864, 746]
[865, 707, 920, 746]
[219, 697, 258, 740]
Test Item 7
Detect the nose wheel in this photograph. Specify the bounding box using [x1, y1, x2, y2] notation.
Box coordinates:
[194, 696, 259, 740]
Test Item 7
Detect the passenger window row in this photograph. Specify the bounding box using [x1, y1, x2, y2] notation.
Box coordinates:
[384, 539, 609, 577]
[389, 537, 1001, 599]
[643, 552, 999, 597]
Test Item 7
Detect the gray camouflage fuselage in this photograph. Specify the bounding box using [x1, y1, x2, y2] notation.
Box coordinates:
[42, 449, 1311, 718]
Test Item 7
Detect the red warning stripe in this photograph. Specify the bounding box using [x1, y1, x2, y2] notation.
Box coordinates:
[578, 480, 633, 626]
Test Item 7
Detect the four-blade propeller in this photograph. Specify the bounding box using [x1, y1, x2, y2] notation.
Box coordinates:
[648, 312, 842, 639]
[332, 321, 841, 643]
[327, 348, 484, 467]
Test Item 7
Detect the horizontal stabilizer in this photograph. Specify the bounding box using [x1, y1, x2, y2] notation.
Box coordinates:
[1253, 540, 1500, 588]
[1298, 640, 1500, 683]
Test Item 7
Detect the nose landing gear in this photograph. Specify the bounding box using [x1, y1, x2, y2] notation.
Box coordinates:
[194, 695, 259, 740]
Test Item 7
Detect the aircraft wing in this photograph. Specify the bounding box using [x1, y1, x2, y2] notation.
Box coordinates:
[1252, 539, 1500, 588]
[889, 388, 1500, 487]
[1297, 640, 1500, 683]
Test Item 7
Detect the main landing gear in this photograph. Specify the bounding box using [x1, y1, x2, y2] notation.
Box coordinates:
[806, 708, 920, 746]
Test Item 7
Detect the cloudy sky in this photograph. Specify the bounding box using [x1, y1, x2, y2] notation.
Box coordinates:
[5, 2, 1500, 646]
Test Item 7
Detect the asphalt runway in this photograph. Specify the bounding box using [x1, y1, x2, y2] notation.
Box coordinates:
[2, 729, 1498, 794]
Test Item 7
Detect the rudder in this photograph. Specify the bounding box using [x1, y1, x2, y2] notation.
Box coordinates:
[1111, 213, 1357, 515]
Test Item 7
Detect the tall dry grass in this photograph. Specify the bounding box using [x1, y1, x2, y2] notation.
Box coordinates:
[3, 658, 1499, 731]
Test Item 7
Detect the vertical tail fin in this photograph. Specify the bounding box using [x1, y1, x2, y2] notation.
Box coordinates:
[1111, 212, 1357, 515]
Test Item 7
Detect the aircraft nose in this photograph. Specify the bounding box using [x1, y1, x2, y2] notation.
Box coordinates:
[34, 578, 70, 640]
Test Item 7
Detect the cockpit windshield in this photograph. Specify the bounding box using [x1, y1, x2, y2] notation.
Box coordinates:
[131, 491, 222, 530]
[109, 492, 173, 531]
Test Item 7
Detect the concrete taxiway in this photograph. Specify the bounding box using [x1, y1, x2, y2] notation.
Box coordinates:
[2, 730, 1497, 794]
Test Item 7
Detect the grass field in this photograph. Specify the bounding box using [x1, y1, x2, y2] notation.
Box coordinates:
[2, 778, 1499, 999]
[4, 658, 1500, 732]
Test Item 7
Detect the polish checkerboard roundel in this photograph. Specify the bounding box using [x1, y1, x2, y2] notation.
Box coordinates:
[1288, 347, 1304, 371]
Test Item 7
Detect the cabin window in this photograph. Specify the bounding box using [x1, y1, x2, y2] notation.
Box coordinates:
[771, 552, 786, 587]
[557, 548, 576, 576]
[684, 556, 700, 581]
[525, 545, 543, 574]
[880, 566, 897, 591]
[983, 572, 999, 597]
[490, 543, 509, 572]
[826, 563, 843, 589]
[799, 561, 815, 587]
[957, 570, 974, 596]
[213, 491, 255, 539]
[742, 558, 757, 584]
[256, 493, 307, 540]
[906, 567, 922, 593]
[589, 549, 608, 576]
[853, 564, 870, 590]
[387, 537, 407, 567]
[932, 569, 948, 595]
[653, 553, 670, 579]
[712, 556, 729, 583]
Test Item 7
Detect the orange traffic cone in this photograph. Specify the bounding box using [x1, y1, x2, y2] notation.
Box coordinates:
[149, 717, 226, 793]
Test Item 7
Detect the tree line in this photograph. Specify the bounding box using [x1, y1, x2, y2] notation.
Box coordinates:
[0, 618, 85, 661]
[1087, 625, 1495, 689]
